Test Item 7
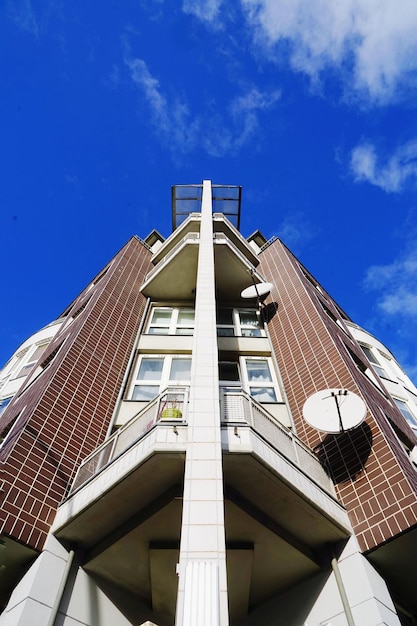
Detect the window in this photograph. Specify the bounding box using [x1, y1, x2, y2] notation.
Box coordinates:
[12, 344, 48, 380]
[130, 355, 192, 401]
[361, 345, 390, 379]
[245, 359, 277, 402]
[219, 357, 278, 403]
[0, 397, 12, 417]
[394, 398, 417, 430]
[217, 308, 264, 337]
[147, 308, 195, 336]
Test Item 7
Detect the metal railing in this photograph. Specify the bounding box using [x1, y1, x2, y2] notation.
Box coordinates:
[220, 388, 334, 494]
[70, 387, 188, 493]
[70, 385, 333, 497]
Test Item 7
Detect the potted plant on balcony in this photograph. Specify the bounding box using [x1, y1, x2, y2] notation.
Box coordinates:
[160, 390, 183, 419]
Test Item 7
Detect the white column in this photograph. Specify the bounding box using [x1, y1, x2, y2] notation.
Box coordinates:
[175, 181, 229, 626]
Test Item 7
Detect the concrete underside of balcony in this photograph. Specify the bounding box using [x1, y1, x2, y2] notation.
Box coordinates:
[52, 424, 351, 625]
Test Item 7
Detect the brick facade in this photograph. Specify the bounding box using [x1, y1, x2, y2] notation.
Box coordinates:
[259, 238, 417, 551]
[0, 237, 151, 551]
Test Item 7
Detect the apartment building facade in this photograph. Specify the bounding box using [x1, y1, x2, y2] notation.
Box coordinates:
[1, 181, 417, 625]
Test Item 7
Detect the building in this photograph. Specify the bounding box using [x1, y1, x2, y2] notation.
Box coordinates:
[1, 181, 417, 625]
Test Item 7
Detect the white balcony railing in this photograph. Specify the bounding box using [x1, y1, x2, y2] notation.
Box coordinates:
[70, 387, 188, 493]
[220, 388, 334, 495]
[69, 386, 333, 498]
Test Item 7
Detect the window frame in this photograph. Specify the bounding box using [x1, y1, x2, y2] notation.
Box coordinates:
[219, 356, 280, 403]
[393, 398, 417, 431]
[146, 307, 195, 336]
[216, 307, 265, 338]
[360, 345, 390, 379]
[129, 354, 192, 401]
[11, 343, 49, 381]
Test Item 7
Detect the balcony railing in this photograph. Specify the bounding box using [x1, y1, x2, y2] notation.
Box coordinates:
[70, 387, 189, 493]
[220, 388, 334, 494]
[144, 232, 200, 281]
[69, 386, 333, 498]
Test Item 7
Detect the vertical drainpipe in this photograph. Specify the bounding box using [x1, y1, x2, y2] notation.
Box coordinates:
[331, 557, 355, 626]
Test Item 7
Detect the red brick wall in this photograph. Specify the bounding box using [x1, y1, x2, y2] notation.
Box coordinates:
[0, 237, 151, 551]
[259, 239, 417, 551]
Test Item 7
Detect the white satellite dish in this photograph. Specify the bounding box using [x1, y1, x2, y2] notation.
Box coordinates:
[302, 389, 366, 434]
[241, 282, 273, 301]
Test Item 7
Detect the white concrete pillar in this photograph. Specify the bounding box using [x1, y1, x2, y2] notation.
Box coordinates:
[175, 180, 229, 626]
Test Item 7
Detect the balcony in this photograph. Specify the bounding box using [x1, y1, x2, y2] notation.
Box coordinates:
[70, 387, 189, 493]
[53, 389, 350, 626]
[220, 388, 334, 495]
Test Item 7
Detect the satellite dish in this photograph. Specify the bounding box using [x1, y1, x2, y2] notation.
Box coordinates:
[302, 389, 366, 434]
[241, 282, 273, 302]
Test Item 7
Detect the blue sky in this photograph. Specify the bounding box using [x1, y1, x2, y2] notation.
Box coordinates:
[1, 1, 417, 383]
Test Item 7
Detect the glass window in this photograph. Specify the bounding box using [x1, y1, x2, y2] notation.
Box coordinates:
[148, 310, 172, 334]
[394, 398, 417, 429]
[238, 310, 263, 337]
[249, 387, 277, 403]
[131, 355, 191, 401]
[176, 310, 195, 335]
[219, 361, 240, 382]
[137, 358, 164, 380]
[246, 360, 273, 382]
[170, 358, 192, 380]
[148, 308, 194, 335]
[219, 357, 279, 403]
[13, 344, 48, 379]
[245, 358, 277, 402]
[217, 308, 264, 337]
[361, 345, 389, 378]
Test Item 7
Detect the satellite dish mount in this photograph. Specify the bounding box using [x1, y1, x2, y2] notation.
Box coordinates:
[240, 269, 273, 312]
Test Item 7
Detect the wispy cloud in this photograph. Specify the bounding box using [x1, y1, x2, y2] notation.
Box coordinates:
[7, 0, 39, 37]
[125, 57, 280, 157]
[182, 0, 222, 23]
[350, 141, 417, 192]
[365, 247, 417, 317]
[364, 245, 417, 379]
[275, 212, 319, 253]
[190, 0, 417, 104]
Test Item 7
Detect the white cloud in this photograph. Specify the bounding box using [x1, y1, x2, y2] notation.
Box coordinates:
[350, 141, 417, 192]
[182, 0, 222, 22]
[126, 57, 280, 157]
[195, 0, 417, 103]
[365, 247, 417, 318]
[364, 245, 417, 382]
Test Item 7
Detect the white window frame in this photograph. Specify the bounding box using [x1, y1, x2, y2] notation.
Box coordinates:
[393, 398, 417, 431]
[360, 345, 390, 379]
[129, 354, 192, 401]
[217, 307, 265, 337]
[219, 356, 280, 403]
[11, 343, 49, 381]
[147, 307, 195, 336]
